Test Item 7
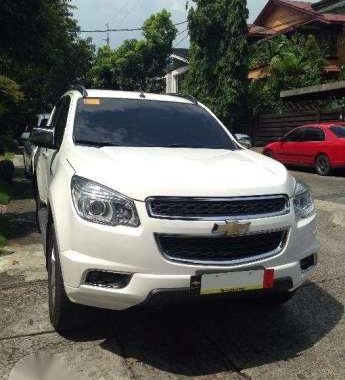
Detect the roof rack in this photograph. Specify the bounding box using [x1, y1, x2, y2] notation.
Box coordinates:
[71, 85, 88, 97]
[167, 93, 198, 104]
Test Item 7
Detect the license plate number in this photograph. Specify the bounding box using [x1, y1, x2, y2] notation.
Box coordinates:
[200, 270, 265, 295]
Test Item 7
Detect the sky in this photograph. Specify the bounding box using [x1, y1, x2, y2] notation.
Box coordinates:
[71, 0, 317, 49]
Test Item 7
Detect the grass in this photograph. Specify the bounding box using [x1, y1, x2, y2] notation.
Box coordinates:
[0, 182, 10, 205]
[0, 151, 14, 251]
[0, 151, 15, 161]
[0, 150, 13, 205]
[0, 232, 6, 251]
[0, 177, 11, 251]
[4, 151, 14, 160]
[0, 214, 8, 252]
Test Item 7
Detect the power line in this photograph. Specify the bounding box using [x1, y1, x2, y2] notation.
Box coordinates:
[176, 28, 188, 37]
[117, 0, 137, 27]
[113, 0, 131, 25]
[174, 31, 189, 47]
[80, 20, 187, 33]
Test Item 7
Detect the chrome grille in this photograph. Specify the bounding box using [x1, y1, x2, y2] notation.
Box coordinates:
[147, 195, 289, 220]
[156, 230, 287, 265]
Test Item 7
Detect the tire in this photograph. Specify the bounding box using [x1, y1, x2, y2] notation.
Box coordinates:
[259, 291, 296, 306]
[315, 154, 331, 176]
[23, 156, 29, 178]
[47, 223, 83, 332]
[34, 189, 42, 234]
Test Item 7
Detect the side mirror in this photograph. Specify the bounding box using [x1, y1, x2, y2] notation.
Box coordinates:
[30, 127, 55, 149]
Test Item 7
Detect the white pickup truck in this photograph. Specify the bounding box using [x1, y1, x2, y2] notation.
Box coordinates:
[32, 87, 319, 332]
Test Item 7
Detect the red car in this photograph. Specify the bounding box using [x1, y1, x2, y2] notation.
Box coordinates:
[263, 122, 345, 176]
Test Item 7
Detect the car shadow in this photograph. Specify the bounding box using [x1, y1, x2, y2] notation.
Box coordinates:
[62, 282, 343, 376]
[0, 211, 40, 244]
[288, 165, 345, 178]
[9, 167, 34, 201]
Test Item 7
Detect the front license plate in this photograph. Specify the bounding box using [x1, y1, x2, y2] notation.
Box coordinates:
[200, 270, 265, 295]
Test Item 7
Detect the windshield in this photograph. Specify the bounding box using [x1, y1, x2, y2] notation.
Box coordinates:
[330, 125, 345, 138]
[73, 98, 237, 150]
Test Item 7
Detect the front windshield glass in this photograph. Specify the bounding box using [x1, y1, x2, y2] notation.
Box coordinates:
[73, 98, 237, 150]
[330, 125, 345, 138]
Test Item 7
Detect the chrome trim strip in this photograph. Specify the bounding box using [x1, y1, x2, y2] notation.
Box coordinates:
[146, 195, 290, 221]
[155, 228, 289, 266]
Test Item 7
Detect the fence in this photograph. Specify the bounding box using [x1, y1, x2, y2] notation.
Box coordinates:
[252, 108, 343, 146]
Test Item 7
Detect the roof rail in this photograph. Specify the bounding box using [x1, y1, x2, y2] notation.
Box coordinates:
[167, 93, 198, 104]
[71, 85, 88, 97]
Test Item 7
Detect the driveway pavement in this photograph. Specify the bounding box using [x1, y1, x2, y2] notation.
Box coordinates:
[1, 159, 345, 380]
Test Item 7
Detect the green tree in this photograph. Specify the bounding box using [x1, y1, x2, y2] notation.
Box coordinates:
[0, 0, 95, 116]
[249, 34, 327, 114]
[88, 10, 177, 92]
[0, 76, 24, 118]
[184, 0, 249, 131]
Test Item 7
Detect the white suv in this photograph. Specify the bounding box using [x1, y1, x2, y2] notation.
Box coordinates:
[32, 87, 319, 331]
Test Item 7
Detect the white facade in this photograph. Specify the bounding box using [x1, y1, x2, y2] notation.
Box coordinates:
[165, 52, 190, 93]
[166, 65, 189, 93]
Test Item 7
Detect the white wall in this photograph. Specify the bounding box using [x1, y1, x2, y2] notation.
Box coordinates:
[165, 65, 189, 93]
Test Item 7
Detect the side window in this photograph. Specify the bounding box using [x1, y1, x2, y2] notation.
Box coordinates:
[285, 128, 304, 142]
[54, 97, 71, 148]
[304, 127, 325, 142]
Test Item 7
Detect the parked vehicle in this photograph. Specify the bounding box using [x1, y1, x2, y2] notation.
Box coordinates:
[263, 123, 345, 176]
[31, 88, 319, 331]
[23, 113, 50, 177]
[234, 133, 252, 149]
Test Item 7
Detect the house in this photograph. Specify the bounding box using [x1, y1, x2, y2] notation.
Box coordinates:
[165, 48, 189, 93]
[313, 0, 345, 13]
[249, 0, 345, 79]
[166, 0, 345, 92]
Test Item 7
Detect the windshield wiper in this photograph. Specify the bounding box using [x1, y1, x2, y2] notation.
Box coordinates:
[165, 144, 234, 149]
[166, 144, 192, 148]
[75, 140, 121, 147]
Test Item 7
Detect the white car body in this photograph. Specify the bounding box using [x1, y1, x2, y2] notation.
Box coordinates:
[23, 113, 50, 177]
[35, 90, 319, 315]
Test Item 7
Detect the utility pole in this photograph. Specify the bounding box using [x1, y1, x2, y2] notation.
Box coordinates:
[103, 23, 110, 47]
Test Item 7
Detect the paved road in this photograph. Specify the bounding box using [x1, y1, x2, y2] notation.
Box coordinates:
[1, 161, 345, 379]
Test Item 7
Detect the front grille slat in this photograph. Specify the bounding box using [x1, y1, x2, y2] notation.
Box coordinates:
[147, 196, 289, 220]
[156, 231, 286, 264]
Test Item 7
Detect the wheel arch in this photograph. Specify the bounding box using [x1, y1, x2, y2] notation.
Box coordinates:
[44, 202, 54, 268]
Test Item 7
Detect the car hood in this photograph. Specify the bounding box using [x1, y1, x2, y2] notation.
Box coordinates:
[67, 147, 295, 201]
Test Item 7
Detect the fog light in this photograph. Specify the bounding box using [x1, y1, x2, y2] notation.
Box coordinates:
[85, 271, 131, 288]
[300, 254, 316, 271]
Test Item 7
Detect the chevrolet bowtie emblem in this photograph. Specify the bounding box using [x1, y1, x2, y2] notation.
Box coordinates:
[212, 220, 251, 236]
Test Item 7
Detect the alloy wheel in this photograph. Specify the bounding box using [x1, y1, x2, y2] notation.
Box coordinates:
[316, 155, 330, 176]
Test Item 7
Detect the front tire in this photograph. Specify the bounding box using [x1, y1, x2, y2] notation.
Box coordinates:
[315, 154, 331, 176]
[47, 223, 83, 332]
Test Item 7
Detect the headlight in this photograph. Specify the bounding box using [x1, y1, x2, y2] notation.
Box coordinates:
[293, 180, 315, 220]
[71, 175, 140, 227]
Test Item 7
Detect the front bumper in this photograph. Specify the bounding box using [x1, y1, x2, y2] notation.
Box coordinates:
[65, 259, 316, 310]
[52, 197, 319, 310]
